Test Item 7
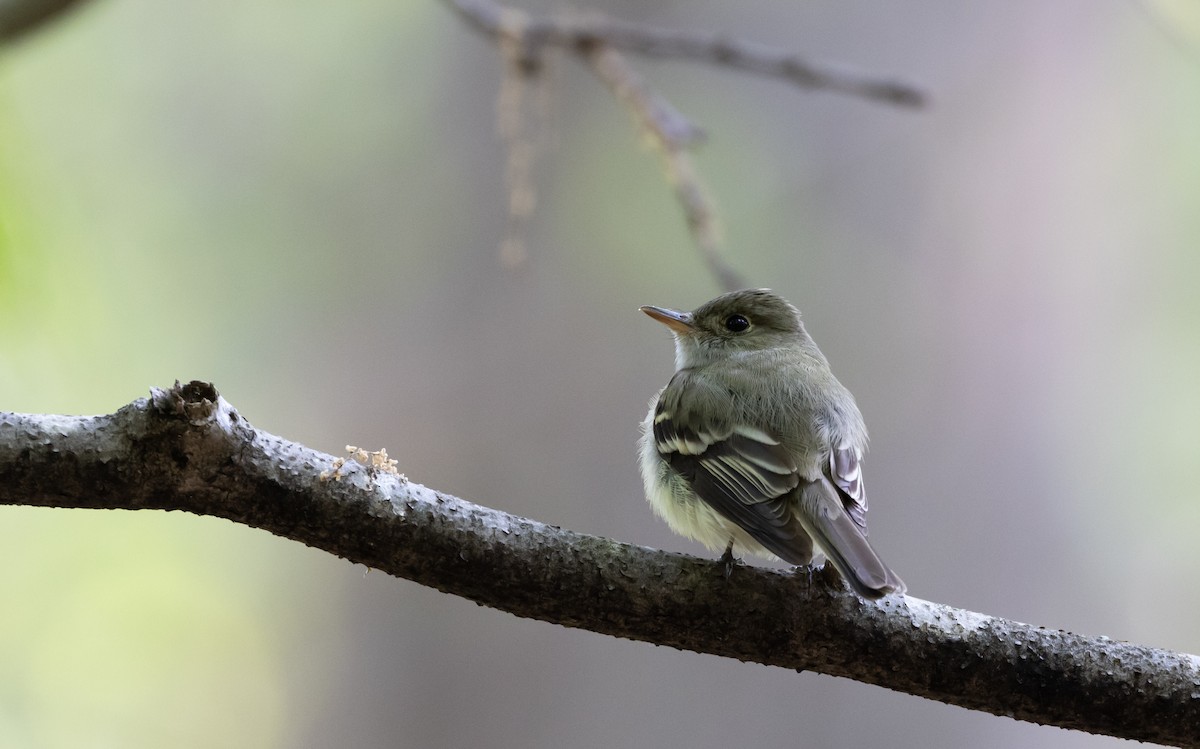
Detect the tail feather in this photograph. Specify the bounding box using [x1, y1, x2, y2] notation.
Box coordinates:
[799, 480, 905, 599]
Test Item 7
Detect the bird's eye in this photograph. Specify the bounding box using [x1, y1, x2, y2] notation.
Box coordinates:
[724, 314, 750, 332]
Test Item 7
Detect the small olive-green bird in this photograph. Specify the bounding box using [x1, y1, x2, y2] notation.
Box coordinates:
[639, 288, 905, 598]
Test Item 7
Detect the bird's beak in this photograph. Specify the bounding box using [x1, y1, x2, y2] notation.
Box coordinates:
[640, 305, 694, 334]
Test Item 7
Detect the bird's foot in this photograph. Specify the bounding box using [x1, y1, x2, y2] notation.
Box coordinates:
[720, 541, 737, 579]
[794, 563, 821, 588]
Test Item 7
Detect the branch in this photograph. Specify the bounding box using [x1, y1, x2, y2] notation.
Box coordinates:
[446, 0, 927, 107]
[0, 0, 88, 41]
[451, 0, 746, 288]
[581, 43, 745, 291]
[446, 0, 926, 292]
[1, 382, 1198, 747]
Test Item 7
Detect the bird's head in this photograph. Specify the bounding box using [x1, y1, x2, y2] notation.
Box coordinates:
[640, 289, 808, 369]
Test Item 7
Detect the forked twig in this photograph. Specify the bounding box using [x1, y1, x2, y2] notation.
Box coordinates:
[446, 0, 926, 290]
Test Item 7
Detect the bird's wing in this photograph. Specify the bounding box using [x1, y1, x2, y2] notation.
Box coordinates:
[829, 444, 868, 533]
[652, 397, 813, 564]
[654, 388, 905, 597]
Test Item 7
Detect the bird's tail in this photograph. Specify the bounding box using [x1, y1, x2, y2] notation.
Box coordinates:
[799, 481, 906, 599]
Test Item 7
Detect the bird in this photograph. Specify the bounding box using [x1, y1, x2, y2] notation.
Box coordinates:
[638, 288, 905, 598]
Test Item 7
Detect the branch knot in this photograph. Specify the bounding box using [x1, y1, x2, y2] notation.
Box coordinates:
[150, 380, 220, 423]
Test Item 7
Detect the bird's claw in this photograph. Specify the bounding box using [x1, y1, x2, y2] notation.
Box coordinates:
[796, 564, 816, 587]
[720, 542, 737, 579]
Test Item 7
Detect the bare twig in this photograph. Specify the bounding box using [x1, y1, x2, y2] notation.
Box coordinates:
[447, 0, 927, 107]
[495, 26, 544, 269]
[583, 44, 745, 291]
[447, 0, 926, 291]
[2, 381, 1199, 747]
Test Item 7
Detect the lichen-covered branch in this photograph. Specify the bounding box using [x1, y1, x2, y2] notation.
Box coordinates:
[1, 381, 1198, 747]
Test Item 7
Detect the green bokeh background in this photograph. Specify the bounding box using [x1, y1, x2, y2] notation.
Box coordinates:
[2, 1, 1200, 747]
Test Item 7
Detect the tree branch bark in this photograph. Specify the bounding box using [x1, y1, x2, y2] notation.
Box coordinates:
[1, 381, 1198, 745]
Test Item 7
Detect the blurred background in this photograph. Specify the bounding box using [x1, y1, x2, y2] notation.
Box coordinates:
[2, 0, 1199, 746]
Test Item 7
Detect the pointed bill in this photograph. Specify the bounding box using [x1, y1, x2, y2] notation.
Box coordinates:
[640, 305, 695, 334]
